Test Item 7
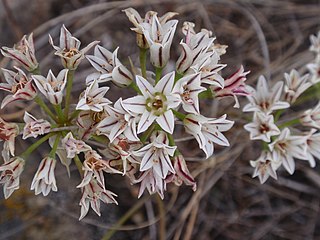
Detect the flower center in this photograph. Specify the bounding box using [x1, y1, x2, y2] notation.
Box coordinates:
[63, 47, 80, 58]
[146, 92, 167, 116]
[259, 123, 270, 134]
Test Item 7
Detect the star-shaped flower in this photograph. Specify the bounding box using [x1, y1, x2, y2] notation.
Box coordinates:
[22, 112, 51, 139]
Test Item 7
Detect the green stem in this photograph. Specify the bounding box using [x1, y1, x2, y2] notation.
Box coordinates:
[139, 48, 147, 79]
[30, 67, 40, 75]
[174, 72, 184, 83]
[53, 104, 64, 123]
[157, 195, 166, 240]
[68, 110, 81, 122]
[49, 134, 61, 158]
[64, 70, 75, 119]
[129, 81, 142, 94]
[274, 109, 284, 122]
[155, 67, 163, 83]
[74, 155, 84, 177]
[20, 132, 56, 158]
[92, 134, 109, 144]
[140, 123, 156, 143]
[199, 88, 214, 99]
[278, 118, 300, 129]
[172, 109, 186, 121]
[34, 96, 57, 122]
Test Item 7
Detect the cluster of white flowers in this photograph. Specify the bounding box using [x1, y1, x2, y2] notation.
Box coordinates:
[0, 8, 249, 220]
[244, 31, 320, 184]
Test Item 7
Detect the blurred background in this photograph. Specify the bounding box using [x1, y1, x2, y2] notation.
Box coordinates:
[0, 0, 320, 239]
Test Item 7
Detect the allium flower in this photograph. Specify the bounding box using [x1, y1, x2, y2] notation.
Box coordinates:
[305, 129, 320, 168]
[0, 157, 25, 199]
[31, 157, 57, 196]
[309, 31, 320, 53]
[269, 128, 308, 175]
[140, 15, 178, 68]
[78, 179, 118, 220]
[171, 155, 196, 191]
[250, 151, 280, 184]
[243, 75, 290, 114]
[134, 131, 176, 179]
[32, 69, 68, 105]
[284, 69, 311, 104]
[176, 22, 215, 74]
[1, 33, 38, 71]
[61, 132, 91, 158]
[306, 61, 320, 84]
[172, 73, 205, 114]
[76, 80, 111, 112]
[300, 101, 320, 129]
[0, 67, 37, 108]
[97, 98, 139, 142]
[0, 117, 19, 161]
[244, 112, 280, 142]
[184, 114, 234, 158]
[49, 25, 99, 69]
[212, 66, 250, 108]
[22, 112, 51, 139]
[86, 46, 133, 87]
[122, 72, 181, 134]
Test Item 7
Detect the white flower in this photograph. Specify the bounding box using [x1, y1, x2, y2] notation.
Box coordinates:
[86, 46, 133, 87]
[184, 114, 234, 158]
[306, 60, 320, 84]
[97, 98, 139, 142]
[78, 179, 117, 220]
[76, 80, 111, 112]
[244, 112, 280, 142]
[122, 72, 181, 134]
[301, 101, 320, 129]
[309, 31, 320, 53]
[49, 25, 99, 70]
[305, 129, 320, 168]
[172, 73, 205, 114]
[269, 128, 308, 175]
[284, 69, 311, 104]
[31, 157, 57, 196]
[1, 33, 38, 71]
[0, 117, 19, 161]
[140, 15, 178, 68]
[134, 131, 176, 179]
[171, 155, 196, 191]
[22, 112, 51, 139]
[250, 151, 280, 184]
[243, 75, 290, 114]
[0, 157, 25, 199]
[32, 69, 68, 105]
[61, 132, 92, 158]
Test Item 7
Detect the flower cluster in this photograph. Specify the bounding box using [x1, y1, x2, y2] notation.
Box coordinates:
[244, 31, 320, 183]
[0, 8, 249, 219]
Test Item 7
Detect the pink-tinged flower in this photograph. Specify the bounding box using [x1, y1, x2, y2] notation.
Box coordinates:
[309, 31, 320, 53]
[76, 80, 111, 112]
[190, 52, 226, 88]
[49, 25, 99, 70]
[122, 72, 181, 134]
[284, 69, 311, 104]
[134, 169, 167, 199]
[22, 111, 51, 139]
[301, 101, 320, 129]
[140, 15, 178, 68]
[97, 98, 139, 142]
[243, 75, 290, 114]
[176, 22, 215, 74]
[31, 157, 57, 196]
[269, 128, 308, 175]
[0, 157, 25, 199]
[172, 73, 206, 114]
[78, 179, 118, 220]
[0, 67, 37, 109]
[86, 46, 133, 87]
[171, 155, 196, 191]
[306, 61, 320, 84]
[123, 8, 177, 49]
[0, 117, 19, 161]
[250, 151, 280, 184]
[1, 33, 38, 71]
[32, 69, 68, 105]
[61, 132, 91, 158]
[305, 129, 320, 168]
[134, 131, 176, 179]
[244, 112, 280, 142]
[184, 114, 234, 159]
[212, 66, 250, 108]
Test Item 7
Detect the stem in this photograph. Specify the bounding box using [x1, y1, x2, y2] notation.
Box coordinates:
[139, 48, 147, 79]
[49, 134, 61, 158]
[20, 132, 56, 158]
[199, 88, 214, 99]
[174, 72, 184, 83]
[172, 109, 186, 121]
[64, 70, 75, 119]
[129, 81, 142, 94]
[278, 118, 300, 129]
[157, 195, 166, 240]
[30, 67, 40, 75]
[74, 155, 84, 177]
[68, 110, 81, 122]
[140, 123, 156, 143]
[155, 67, 162, 83]
[34, 96, 57, 122]
[53, 104, 64, 123]
[274, 109, 284, 122]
